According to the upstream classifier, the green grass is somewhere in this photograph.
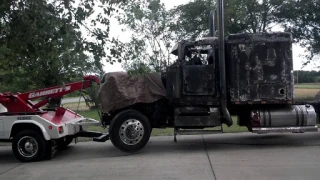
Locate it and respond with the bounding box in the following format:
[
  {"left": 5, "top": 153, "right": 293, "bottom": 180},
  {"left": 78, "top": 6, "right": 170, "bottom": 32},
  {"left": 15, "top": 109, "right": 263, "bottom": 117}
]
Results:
[
  {"left": 293, "top": 83, "right": 320, "bottom": 101},
  {"left": 75, "top": 109, "right": 100, "bottom": 120},
  {"left": 295, "top": 83, "right": 320, "bottom": 89},
  {"left": 62, "top": 102, "right": 89, "bottom": 111},
  {"left": 76, "top": 110, "right": 248, "bottom": 136},
  {"left": 151, "top": 128, "right": 174, "bottom": 136},
  {"left": 64, "top": 91, "right": 83, "bottom": 98},
  {"left": 294, "top": 88, "right": 319, "bottom": 101},
  {"left": 74, "top": 110, "right": 105, "bottom": 132},
  {"left": 221, "top": 118, "right": 248, "bottom": 133},
  {"left": 150, "top": 118, "right": 248, "bottom": 136}
]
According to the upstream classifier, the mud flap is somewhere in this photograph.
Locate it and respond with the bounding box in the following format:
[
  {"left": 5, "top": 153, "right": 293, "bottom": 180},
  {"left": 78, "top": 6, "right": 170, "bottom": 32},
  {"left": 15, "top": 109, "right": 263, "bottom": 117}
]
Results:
[{"left": 45, "top": 140, "right": 58, "bottom": 160}]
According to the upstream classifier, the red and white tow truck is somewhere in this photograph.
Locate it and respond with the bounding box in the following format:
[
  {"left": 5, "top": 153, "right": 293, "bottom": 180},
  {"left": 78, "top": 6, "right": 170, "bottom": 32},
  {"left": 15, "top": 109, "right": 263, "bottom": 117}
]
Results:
[{"left": 0, "top": 75, "right": 108, "bottom": 162}]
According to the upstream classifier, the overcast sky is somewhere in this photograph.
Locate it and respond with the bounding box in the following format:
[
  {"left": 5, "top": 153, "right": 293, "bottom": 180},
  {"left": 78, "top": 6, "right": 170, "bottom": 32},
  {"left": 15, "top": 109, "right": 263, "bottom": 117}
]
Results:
[{"left": 103, "top": 0, "right": 313, "bottom": 73}]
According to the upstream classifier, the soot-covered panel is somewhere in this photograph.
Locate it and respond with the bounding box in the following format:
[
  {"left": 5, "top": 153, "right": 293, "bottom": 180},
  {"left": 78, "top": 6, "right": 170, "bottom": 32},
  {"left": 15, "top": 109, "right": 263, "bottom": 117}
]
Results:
[
  {"left": 182, "top": 65, "right": 216, "bottom": 95},
  {"left": 226, "top": 33, "right": 294, "bottom": 103}
]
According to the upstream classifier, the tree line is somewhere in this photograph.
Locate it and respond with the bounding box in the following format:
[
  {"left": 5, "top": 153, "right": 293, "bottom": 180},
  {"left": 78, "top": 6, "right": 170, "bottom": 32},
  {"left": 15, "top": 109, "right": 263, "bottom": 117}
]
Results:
[{"left": 294, "top": 70, "right": 320, "bottom": 84}]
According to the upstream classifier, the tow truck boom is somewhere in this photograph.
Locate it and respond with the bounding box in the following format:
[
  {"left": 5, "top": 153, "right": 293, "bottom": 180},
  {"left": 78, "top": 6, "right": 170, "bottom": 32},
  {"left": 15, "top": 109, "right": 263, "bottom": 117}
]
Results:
[{"left": 0, "top": 75, "right": 100, "bottom": 113}]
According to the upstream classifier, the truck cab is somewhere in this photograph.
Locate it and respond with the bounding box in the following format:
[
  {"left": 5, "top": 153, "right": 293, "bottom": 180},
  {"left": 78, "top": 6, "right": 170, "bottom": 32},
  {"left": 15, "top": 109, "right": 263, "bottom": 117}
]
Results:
[{"left": 100, "top": 10, "right": 319, "bottom": 153}]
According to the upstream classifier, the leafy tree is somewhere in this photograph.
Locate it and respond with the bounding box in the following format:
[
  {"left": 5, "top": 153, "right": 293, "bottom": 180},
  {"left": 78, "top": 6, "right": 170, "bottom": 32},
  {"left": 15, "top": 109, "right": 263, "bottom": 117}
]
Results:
[
  {"left": 314, "top": 76, "right": 320, "bottom": 83},
  {"left": 275, "top": 0, "right": 320, "bottom": 62},
  {"left": 111, "top": 0, "right": 174, "bottom": 73},
  {"left": 294, "top": 70, "right": 320, "bottom": 83},
  {"left": 0, "top": 0, "right": 120, "bottom": 93},
  {"left": 168, "top": 0, "right": 215, "bottom": 40},
  {"left": 170, "top": 0, "right": 283, "bottom": 40},
  {"left": 126, "top": 62, "right": 152, "bottom": 76}
]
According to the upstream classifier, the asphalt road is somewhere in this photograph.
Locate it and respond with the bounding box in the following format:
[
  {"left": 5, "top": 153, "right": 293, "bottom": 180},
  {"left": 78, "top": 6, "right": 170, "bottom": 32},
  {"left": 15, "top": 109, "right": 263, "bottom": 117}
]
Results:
[{"left": 1, "top": 132, "right": 320, "bottom": 180}]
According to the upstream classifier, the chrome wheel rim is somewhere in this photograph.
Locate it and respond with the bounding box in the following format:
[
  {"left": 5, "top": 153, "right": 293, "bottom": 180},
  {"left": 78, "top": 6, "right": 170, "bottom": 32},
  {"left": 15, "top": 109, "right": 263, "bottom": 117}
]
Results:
[
  {"left": 119, "top": 119, "right": 144, "bottom": 145},
  {"left": 17, "top": 136, "right": 38, "bottom": 158}
]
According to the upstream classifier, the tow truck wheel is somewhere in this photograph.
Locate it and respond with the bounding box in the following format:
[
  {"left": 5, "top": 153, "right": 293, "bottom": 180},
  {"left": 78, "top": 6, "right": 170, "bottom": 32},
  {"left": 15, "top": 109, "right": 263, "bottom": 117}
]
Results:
[
  {"left": 12, "top": 130, "right": 47, "bottom": 162},
  {"left": 109, "top": 110, "right": 151, "bottom": 153}
]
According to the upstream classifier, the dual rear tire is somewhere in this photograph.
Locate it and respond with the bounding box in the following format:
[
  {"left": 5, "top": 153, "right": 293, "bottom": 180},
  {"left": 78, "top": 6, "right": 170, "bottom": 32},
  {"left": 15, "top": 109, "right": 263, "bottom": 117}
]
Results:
[
  {"left": 12, "top": 131, "right": 73, "bottom": 162},
  {"left": 12, "top": 130, "right": 47, "bottom": 162}
]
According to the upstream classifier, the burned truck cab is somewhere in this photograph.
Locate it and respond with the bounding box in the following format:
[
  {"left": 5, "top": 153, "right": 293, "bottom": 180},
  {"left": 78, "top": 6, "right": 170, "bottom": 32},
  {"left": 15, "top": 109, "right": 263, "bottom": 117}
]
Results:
[
  {"left": 167, "top": 37, "right": 220, "bottom": 104},
  {"left": 166, "top": 37, "right": 224, "bottom": 130},
  {"left": 166, "top": 32, "right": 318, "bottom": 134}
]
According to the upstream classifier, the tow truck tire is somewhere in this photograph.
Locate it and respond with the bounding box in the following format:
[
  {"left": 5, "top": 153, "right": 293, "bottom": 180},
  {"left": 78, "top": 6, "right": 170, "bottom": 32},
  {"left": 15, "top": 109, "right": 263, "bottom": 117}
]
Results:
[
  {"left": 109, "top": 110, "right": 151, "bottom": 153},
  {"left": 57, "top": 136, "right": 73, "bottom": 150},
  {"left": 12, "top": 130, "right": 47, "bottom": 162}
]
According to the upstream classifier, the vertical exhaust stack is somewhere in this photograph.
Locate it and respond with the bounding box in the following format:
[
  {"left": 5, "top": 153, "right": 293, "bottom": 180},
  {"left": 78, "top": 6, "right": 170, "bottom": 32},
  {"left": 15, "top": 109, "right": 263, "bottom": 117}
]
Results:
[{"left": 217, "top": 0, "right": 233, "bottom": 126}]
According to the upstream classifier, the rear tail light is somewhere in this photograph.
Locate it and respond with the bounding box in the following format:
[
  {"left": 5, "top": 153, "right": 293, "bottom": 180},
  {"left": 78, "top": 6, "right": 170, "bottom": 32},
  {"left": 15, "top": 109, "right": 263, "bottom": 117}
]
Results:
[{"left": 58, "top": 126, "right": 64, "bottom": 134}]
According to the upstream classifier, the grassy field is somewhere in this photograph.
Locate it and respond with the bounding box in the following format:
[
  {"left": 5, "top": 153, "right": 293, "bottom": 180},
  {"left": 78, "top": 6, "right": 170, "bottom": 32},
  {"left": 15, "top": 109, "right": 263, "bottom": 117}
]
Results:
[
  {"left": 65, "top": 83, "right": 319, "bottom": 136},
  {"left": 295, "top": 83, "right": 320, "bottom": 89},
  {"left": 62, "top": 102, "right": 89, "bottom": 111},
  {"left": 294, "top": 88, "right": 319, "bottom": 101},
  {"left": 294, "top": 83, "right": 320, "bottom": 101}
]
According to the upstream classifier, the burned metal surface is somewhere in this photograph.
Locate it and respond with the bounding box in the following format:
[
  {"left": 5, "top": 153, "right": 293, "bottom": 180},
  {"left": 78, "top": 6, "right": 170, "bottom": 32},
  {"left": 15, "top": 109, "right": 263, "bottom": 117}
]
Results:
[
  {"left": 166, "top": 66, "right": 181, "bottom": 99},
  {"left": 182, "top": 65, "right": 216, "bottom": 95},
  {"left": 176, "top": 38, "right": 219, "bottom": 66},
  {"left": 174, "top": 107, "right": 221, "bottom": 127},
  {"left": 226, "top": 33, "right": 294, "bottom": 104},
  {"left": 259, "top": 83, "right": 286, "bottom": 99},
  {"left": 166, "top": 65, "right": 220, "bottom": 106},
  {"left": 167, "top": 37, "right": 220, "bottom": 106},
  {"left": 177, "top": 96, "right": 220, "bottom": 106}
]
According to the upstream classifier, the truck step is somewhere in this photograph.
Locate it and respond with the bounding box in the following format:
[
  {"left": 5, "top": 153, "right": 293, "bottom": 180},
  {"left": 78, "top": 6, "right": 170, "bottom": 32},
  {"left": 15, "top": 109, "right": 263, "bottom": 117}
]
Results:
[
  {"left": 175, "top": 129, "right": 223, "bottom": 135},
  {"left": 174, "top": 128, "right": 223, "bottom": 143},
  {"left": 93, "top": 133, "right": 110, "bottom": 142}
]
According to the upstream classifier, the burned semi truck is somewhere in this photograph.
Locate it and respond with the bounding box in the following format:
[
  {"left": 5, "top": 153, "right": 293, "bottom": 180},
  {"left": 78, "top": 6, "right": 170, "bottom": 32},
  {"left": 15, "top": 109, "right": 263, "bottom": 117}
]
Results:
[{"left": 98, "top": 0, "right": 319, "bottom": 153}]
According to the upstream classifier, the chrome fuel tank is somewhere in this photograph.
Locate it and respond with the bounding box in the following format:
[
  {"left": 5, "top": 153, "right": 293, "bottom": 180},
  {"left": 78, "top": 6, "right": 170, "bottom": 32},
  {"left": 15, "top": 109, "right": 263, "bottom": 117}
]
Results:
[{"left": 251, "top": 105, "right": 317, "bottom": 127}]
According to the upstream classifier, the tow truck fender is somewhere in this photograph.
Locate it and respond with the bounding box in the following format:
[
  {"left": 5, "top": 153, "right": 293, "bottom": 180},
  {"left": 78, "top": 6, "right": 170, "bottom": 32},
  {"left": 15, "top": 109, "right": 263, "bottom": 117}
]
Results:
[{"left": 11, "top": 121, "right": 51, "bottom": 141}]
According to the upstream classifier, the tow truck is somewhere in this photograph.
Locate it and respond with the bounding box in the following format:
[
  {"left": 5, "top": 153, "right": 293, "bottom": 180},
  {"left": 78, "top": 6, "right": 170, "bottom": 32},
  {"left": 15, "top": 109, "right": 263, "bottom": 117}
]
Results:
[{"left": 0, "top": 75, "right": 108, "bottom": 162}]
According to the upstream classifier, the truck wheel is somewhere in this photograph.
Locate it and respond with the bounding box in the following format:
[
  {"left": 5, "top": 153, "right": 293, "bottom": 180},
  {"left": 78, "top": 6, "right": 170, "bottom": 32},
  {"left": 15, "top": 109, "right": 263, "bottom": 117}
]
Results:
[
  {"left": 109, "top": 110, "right": 151, "bottom": 153},
  {"left": 12, "top": 130, "right": 47, "bottom": 162},
  {"left": 57, "top": 136, "right": 73, "bottom": 150}
]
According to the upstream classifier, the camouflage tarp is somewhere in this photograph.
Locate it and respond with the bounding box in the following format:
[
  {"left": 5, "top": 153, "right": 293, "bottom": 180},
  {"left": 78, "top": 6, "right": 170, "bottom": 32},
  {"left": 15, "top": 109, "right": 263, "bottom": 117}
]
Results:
[{"left": 98, "top": 72, "right": 166, "bottom": 112}]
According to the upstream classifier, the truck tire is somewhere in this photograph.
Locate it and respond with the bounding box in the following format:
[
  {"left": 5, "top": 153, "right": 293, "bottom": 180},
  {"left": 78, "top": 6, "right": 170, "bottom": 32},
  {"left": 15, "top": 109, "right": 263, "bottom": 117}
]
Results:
[
  {"left": 109, "top": 110, "right": 151, "bottom": 153},
  {"left": 12, "top": 130, "right": 47, "bottom": 162}
]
